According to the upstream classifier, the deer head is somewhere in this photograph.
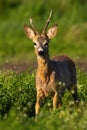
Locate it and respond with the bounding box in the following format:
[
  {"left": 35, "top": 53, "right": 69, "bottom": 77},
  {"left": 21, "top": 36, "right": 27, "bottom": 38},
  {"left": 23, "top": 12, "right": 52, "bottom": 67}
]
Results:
[{"left": 24, "top": 10, "right": 58, "bottom": 59}]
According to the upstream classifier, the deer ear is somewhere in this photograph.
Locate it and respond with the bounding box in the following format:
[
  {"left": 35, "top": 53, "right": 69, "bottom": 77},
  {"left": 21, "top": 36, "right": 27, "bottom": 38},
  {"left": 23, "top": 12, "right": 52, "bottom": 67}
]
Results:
[
  {"left": 47, "top": 24, "right": 58, "bottom": 39},
  {"left": 24, "top": 24, "right": 36, "bottom": 40}
]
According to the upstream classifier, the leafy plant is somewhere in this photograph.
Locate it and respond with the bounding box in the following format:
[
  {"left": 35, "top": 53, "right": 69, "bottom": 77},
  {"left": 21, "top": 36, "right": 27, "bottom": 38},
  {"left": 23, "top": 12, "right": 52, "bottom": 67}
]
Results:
[{"left": 0, "top": 70, "right": 36, "bottom": 117}]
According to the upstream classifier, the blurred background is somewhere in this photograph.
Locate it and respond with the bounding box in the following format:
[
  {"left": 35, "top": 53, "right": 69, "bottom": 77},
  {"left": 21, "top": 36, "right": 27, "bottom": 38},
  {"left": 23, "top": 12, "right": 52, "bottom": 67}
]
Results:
[{"left": 0, "top": 0, "right": 87, "bottom": 71}]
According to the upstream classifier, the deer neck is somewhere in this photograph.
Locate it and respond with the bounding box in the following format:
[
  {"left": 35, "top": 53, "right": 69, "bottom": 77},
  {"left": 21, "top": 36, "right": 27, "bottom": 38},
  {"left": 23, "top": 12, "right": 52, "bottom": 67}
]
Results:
[
  {"left": 37, "top": 56, "right": 51, "bottom": 82},
  {"left": 37, "top": 55, "right": 51, "bottom": 71}
]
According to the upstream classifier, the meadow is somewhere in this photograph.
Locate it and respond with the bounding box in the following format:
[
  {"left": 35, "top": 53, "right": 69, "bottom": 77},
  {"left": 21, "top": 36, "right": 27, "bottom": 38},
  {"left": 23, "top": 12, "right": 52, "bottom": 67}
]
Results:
[{"left": 0, "top": 0, "right": 87, "bottom": 130}]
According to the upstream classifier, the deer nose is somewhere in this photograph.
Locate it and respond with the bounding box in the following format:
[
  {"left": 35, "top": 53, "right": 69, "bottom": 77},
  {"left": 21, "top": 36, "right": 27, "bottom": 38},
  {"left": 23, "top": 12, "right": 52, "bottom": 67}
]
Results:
[{"left": 38, "top": 50, "right": 44, "bottom": 56}]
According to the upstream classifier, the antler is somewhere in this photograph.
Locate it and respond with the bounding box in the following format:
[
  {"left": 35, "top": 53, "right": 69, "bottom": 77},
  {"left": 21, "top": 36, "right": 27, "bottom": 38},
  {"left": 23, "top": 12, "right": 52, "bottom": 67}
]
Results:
[
  {"left": 29, "top": 17, "right": 38, "bottom": 34},
  {"left": 42, "top": 10, "right": 53, "bottom": 34}
]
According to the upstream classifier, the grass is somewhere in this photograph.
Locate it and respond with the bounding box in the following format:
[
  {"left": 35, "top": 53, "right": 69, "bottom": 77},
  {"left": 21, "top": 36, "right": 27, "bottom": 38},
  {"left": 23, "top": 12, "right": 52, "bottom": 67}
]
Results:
[
  {"left": 0, "top": 0, "right": 87, "bottom": 62},
  {"left": 0, "top": 70, "right": 87, "bottom": 130}
]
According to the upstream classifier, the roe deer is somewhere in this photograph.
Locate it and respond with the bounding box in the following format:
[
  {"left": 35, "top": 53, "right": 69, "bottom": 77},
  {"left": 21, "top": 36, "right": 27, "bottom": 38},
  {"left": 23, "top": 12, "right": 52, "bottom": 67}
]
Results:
[{"left": 24, "top": 10, "right": 78, "bottom": 117}]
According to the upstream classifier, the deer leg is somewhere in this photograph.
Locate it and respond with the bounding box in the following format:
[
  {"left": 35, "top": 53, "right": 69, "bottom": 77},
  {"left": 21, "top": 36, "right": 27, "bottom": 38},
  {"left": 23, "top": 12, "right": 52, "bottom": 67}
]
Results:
[
  {"left": 72, "top": 85, "right": 78, "bottom": 107},
  {"left": 35, "top": 98, "right": 41, "bottom": 117},
  {"left": 35, "top": 89, "right": 44, "bottom": 117},
  {"left": 69, "top": 85, "right": 78, "bottom": 107},
  {"left": 53, "top": 92, "right": 62, "bottom": 110}
]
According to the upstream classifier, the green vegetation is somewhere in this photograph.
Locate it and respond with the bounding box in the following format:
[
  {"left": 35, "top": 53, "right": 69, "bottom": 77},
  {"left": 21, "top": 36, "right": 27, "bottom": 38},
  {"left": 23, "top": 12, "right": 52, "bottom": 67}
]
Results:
[
  {"left": 0, "top": 70, "right": 87, "bottom": 130},
  {"left": 0, "top": 71, "right": 36, "bottom": 117},
  {"left": 0, "top": 0, "right": 87, "bottom": 62},
  {"left": 0, "top": 0, "right": 87, "bottom": 130}
]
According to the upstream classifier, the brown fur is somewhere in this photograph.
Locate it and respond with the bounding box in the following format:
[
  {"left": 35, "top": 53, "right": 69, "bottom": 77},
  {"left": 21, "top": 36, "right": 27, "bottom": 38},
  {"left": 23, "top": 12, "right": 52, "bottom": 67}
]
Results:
[
  {"left": 24, "top": 19, "right": 78, "bottom": 117},
  {"left": 35, "top": 55, "right": 78, "bottom": 115}
]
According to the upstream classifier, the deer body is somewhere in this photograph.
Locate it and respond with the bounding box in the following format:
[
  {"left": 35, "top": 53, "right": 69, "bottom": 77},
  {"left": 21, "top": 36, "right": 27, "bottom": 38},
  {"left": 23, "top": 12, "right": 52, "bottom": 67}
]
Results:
[
  {"left": 24, "top": 11, "right": 78, "bottom": 117},
  {"left": 36, "top": 56, "right": 76, "bottom": 97},
  {"left": 35, "top": 55, "right": 77, "bottom": 115}
]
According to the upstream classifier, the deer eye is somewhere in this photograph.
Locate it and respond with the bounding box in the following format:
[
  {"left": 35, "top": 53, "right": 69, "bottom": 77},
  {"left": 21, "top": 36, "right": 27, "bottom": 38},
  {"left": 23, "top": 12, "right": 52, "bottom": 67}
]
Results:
[
  {"left": 34, "top": 43, "right": 37, "bottom": 46},
  {"left": 44, "top": 42, "right": 48, "bottom": 47}
]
